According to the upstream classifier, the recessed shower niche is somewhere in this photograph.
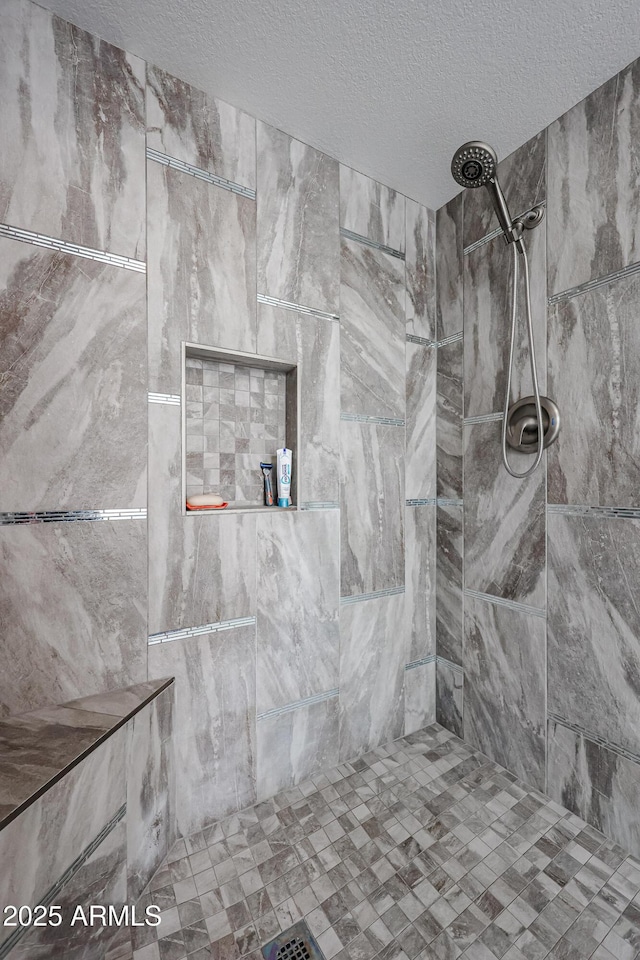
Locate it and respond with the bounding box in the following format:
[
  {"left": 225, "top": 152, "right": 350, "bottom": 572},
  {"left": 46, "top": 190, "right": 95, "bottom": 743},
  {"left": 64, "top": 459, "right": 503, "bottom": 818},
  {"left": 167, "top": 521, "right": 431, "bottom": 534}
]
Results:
[{"left": 182, "top": 343, "right": 298, "bottom": 513}]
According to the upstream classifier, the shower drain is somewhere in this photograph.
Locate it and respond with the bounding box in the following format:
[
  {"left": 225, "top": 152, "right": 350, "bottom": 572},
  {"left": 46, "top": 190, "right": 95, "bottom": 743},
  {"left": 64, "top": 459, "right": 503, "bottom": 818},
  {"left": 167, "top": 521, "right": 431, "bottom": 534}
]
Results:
[{"left": 261, "top": 920, "right": 325, "bottom": 960}]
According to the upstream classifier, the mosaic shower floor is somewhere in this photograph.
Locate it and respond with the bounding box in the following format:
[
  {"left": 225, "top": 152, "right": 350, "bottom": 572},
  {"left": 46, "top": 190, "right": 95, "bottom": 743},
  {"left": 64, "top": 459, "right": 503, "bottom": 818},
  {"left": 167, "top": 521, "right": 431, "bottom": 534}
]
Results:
[{"left": 113, "top": 724, "right": 640, "bottom": 960}]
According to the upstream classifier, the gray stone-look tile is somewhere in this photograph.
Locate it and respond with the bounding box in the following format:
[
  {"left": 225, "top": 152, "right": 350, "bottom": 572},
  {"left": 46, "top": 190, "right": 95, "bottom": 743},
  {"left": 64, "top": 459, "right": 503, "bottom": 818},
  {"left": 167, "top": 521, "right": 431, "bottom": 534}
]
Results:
[
  {"left": 0, "top": 0, "right": 145, "bottom": 257},
  {"left": 340, "top": 237, "right": 405, "bottom": 419},
  {"left": 436, "top": 504, "right": 463, "bottom": 667},
  {"left": 339, "top": 593, "right": 406, "bottom": 759},
  {"left": 548, "top": 58, "right": 640, "bottom": 296},
  {"left": 406, "top": 199, "right": 436, "bottom": 341},
  {"left": 405, "top": 505, "right": 436, "bottom": 663},
  {"left": 548, "top": 720, "right": 640, "bottom": 859},
  {"left": 436, "top": 194, "right": 463, "bottom": 339},
  {"left": 406, "top": 342, "right": 436, "bottom": 500},
  {"left": 463, "top": 132, "right": 546, "bottom": 248},
  {"left": 147, "top": 160, "right": 256, "bottom": 394},
  {"left": 257, "top": 123, "right": 339, "bottom": 313},
  {"left": 257, "top": 304, "right": 340, "bottom": 505},
  {"left": 464, "top": 595, "right": 546, "bottom": 790},
  {"left": 256, "top": 510, "right": 339, "bottom": 712},
  {"left": 464, "top": 222, "right": 546, "bottom": 419},
  {"left": 405, "top": 661, "right": 436, "bottom": 735},
  {"left": 146, "top": 65, "right": 256, "bottom": 188},
  {"left": 436, "top": 661, "right": 463, "bottom": 738},
  {"left": 148, "top": 626, "right": 257, "bottom": 836},
  {"left": 340, "top": 166, "right": 405, "bottom": 252},
  {"left": 464, "top": 420, "right": 546, "bottom": 608},
  {"left": 0, "top": 520, "right": 146, "bottom": 717},
  {"left": 148, "top": 403, "right": 257, "bottom": 633},
  {"left": 257, "top": 696, "right": 340, "bottom": 800},
  {"left": 437, "top": 338, "right": 463, "bottom": 500},
  {"left": 548, "top": 513, "right": 640, "bottom": 757},
  {"left": 340, "top": 420, "right": 404, "bottom": 597},
  {"left": 0, "top": 239, "right": 146, "bottom": 511},
  {"left": 548, "top": 273, "right": 640, "bottom": 508}
]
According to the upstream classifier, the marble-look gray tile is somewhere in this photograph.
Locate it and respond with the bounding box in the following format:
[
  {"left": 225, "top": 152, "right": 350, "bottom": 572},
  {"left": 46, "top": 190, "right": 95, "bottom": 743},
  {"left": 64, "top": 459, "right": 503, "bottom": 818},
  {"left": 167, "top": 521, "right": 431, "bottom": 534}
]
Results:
[
  {"left": 463, "top": 132, "right": 546, "bottom": 248},
  {"left": 405, "top": 505, "right": 436, "bottom": 663},
  {"left": 0, "top": 520, "right": 146, "bottom": 718},
  {"left": 436, "top": 660, "right": 463, "bottom": 739},
  {"left": 0, "top": 239, "right": 146, "bottom": 511},
  {"left": 406, "top": 342, "right": 436, "bottom": 499},
  {"left": 436, "top": 338, "right": 463, "bottom": 501},
  {"left": 406, "top": 199, "right": 436, "bottom": 341},
  {"left": 126, "top": 690, "right": 175, "bottom": 901},
  {"left": 256, "top": 696, "right": 339, "bottom": 800},
  {"left": 548, "top": 273, "right": 640, "bottom": 508},
  {"left": 548, "top": 720, "right": 640, "bottom": 860},
  {"left": 548, "top": 513, "right": 640, "bottom": 756},
  {"left": 148, "top": 403, "right": 256, "bottom": 633},
  {"left": 436, "top": 194, "right": 463, "bottom": 340},
  {"left": 436, "top": 503, "right": 463, "bottom": 666},
  {"left": 464, "top": 419, "right": 546, "bottom": 607},
  {"left": 464, "top": 222, "right": 546, "bottom": 419},
  {"left": 404, "top": 661, "right": 436, "bottom": 736},
  {"left": 147, "top": 160, "right": 256, "bottom": 394},
  {"left": 257, "top": 123, "right": 339, "bottom": 313},
  {"left": 148, "top": 625, "right": 256, "bottom": 836},
  {"left": 339, "top": 166, "right": 405, "bottom": 251},
  {"left": 340, "top": 237, "right": 405, "bottom": 419},
  {"left": 464, "top": 595, "right": 546, "bottom": 790},
  {"left": 340, "top": 420, "right": 404, "bottom": 597},
  {"left": 339, "top": 593, "right": 406, "bottom": 760},
  {"left": 0, "top": 0, "right": 145, "bottom": 257},
  {"left": 548, "top": 58, "right": 640, "bottom": 296},
  {"left": 257, "top": 304, "right": 340, "bottom": 504},
  {"left": 256, "top": 510, "right": 339, "bottom": 712},
  {"left": 146, "top": 65, "right": 256, "bottom": 188}
]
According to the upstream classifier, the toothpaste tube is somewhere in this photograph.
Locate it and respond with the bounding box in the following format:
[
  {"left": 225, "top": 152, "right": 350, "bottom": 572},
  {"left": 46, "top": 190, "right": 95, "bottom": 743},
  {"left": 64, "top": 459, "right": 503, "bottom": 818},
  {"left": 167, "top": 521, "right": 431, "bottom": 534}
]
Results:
[
  {"left": 260, "top": 462, "right": 274, "bottom": 506},
  {"left": 276, "top": 448, "right": 292, "bottom": 507}
]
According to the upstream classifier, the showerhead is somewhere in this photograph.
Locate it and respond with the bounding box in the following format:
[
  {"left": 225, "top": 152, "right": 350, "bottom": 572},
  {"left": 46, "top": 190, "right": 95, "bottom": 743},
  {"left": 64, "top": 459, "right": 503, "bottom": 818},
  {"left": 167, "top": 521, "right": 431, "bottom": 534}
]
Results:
[{"left": 451, "top": 141, "right": 498, "bottom": 188}]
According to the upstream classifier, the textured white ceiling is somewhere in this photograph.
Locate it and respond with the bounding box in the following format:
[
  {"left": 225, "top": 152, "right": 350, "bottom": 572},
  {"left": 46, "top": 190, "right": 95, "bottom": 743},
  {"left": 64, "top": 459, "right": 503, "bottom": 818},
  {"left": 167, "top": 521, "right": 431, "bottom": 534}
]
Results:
[{"left": 35, "top": 0, "right": 640, "bottom": 209}]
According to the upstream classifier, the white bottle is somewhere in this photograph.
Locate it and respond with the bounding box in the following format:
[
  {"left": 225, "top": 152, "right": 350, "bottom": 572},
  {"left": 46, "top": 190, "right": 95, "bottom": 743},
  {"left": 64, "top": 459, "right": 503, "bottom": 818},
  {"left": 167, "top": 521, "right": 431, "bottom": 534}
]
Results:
[{"left": 276, "top": 448, "right": 292, "bottom": 507}]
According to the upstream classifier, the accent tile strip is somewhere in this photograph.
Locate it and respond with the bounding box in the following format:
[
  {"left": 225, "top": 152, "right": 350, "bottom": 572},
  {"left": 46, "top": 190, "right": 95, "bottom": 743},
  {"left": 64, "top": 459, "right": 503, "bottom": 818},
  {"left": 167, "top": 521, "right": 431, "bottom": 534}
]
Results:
[
  {"left": 436, "top": 498, "right": 463, "bottom": 507},
  {"left": 340, "top": 227, "right": 405, "bottom": 260},
  {"left": 257, "top": 293, "right": 339, "bottom": 322},
  {"left": 0, "top": 223, "right": 146, "bottom": 273},
  {"left": 407, "top": 498, "right": 437, "bottom": 506},
  {"left": 436, "top": 656, "right": 464, "bottom": 676},
  {"left": 547, "top": 503, "right": 640, "bottom": 519},
  {"left": 0, "top": 804, "right": 127, "bottom": 959},
  {"left": 548, "top": 259, "right": 640, "bottom": 304},
  {"left": 437, "top": 331, "right": 463, "bottom": 347},
  {"left": 147, "top": 147, "right": 256, "bottom": 200},
  {"left": 257, "top": 689, "right": 339, "bottom": 722},
  {"left": 548, "top": 713, "right": 640, "bottom": 767},
  {"left": 0, "top": 509, "right": 147, "bottom": 525},
  {"left": 464, "top": 412, "right": 504, "bottom": 424},
  {"left": 340, "top": 586, "right": 405, "bottom": 605},
  {"left": 300, "top": 501, "right": 340, "bottom": 510},
  {"left": 464, "top": 588, "right": 546, "bottom": 619},
  {"left": 406, "top": 334, "right": 436, "bottom": 347},
  {"left": 340, "top": 413, "right": 405, "bottom": 426},
  {"left": 148, "top": 616, "right": 256, "bottom": 645},
  {"left": 405, "top": 655, "right": 436, "bottom": 670},
  {"left": 463, "top": 201, "right": 547, "bottom": 256},
  {"left": 148, "top": 392, "right": 181, "bottom": 405}
]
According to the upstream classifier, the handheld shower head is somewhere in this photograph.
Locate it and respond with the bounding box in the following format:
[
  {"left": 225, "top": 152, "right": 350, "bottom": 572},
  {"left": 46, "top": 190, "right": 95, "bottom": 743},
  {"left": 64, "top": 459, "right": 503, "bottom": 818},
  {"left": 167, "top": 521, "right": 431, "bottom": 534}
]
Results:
[{"left": 450, "top": 141, "right": 497, "bottom": 188}]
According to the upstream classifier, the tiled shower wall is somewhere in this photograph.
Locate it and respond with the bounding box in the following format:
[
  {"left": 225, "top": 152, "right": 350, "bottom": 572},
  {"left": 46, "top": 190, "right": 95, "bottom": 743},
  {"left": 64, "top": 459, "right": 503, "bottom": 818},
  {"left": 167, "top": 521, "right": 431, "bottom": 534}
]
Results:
[
  {"left": 434, "top": 56, "right": 640, "bottom": 857},
  {"left": 0, "top": 0, "right": 437, "bottom": 840}
]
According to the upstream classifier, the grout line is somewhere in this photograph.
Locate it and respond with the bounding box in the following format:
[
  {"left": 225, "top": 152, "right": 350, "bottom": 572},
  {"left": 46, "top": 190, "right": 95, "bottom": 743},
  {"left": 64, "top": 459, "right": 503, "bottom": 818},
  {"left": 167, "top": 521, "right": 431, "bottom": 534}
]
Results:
[
  {"left": 0, "top": 223, "right": 146, "bottom": 273},
  {"left": 340, "top": 227, "right": 405, "bottom": 260},
  {"left": 146, "top": 147, "right": 256, "bottom": 199}
]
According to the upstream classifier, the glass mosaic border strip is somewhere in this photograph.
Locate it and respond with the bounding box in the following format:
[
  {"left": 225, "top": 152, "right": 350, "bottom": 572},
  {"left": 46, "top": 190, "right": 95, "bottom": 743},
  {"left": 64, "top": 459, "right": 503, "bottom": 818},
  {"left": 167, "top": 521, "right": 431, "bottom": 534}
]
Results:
[
  {"left": 340, "top": 586, "right": 405, "bottom": 605},
  {"left": 0, "top": 804, "right": 126, "bottom": 959},
  {"left": 436, "top": 655, "right": 464, "bottom": 676},
  {"left": 257, "top": 293, "right": 339, "bottom": 322},
  {"left": 405, "top": 655, "right": 436, "bottom": 670},
  {"left": 148, "top": 392, "right": 181, "bottom": 405},
  {"left": 0, "top": 509, "right": 146, "bottom": 525},
  {"left": 147, "top": 147, "right": 256, "bottom": 200},
  {"left": 406, "top": 498, "right": 437, "bottom": 507},
  {"left": 257, "top": 689, "right": 339, "bottom": 722},
  {"left": 548, "top": 258, "right": 640, "bottom": 305},
  {"left": 437, "top": 331, "right": 463, "bottom": 347},
  {"left": 464, "top": 588, "right": 546, "bottom": 619},
  {"left": 300, "top": 502, "right": 340, "bottom": 511},
  {"left": 547, "top": 503, "right": 640, "bottom": 520},
  {"left": 436, "top": 498, "right": 463, "bottom": 508},
  {"left": 0, "top": 223, "right": 146, "bottom": 273},
  {"left": 340, "top": 413, "right": 405, "bottom": 426},
  {"left": 548, "top": 713, "right": 640, "bottom": 767},
  {"left": 148, "top": 615, "right": 256, "bottom": 645},
  {"left": 340, "top": 227, "right": 405, "bottom": 261},
  {"left": 406, "top": 334, "right": 436, "bottom": 347},
  {"left": 464, "top": 412, "right": 504, "bottom": 424}
]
